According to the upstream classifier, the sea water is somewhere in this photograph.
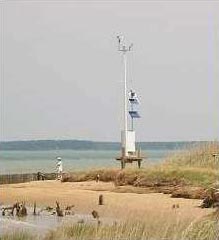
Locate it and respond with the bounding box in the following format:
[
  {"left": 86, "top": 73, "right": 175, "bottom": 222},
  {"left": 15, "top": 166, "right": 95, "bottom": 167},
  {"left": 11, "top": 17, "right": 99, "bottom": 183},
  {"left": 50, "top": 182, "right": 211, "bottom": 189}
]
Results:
[
  {"left": 0, "top": 148, "right": 181, "bottom": 174},
  {"left": 0, "top": 206, "right": 115, "bottom": 236}
]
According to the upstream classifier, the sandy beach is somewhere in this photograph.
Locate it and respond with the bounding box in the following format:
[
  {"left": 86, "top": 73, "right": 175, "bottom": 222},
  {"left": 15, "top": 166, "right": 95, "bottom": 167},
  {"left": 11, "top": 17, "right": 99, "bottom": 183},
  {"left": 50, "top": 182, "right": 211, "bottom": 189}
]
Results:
[{"left": 0, "top": 180, "right": 213, "bottom": 223}]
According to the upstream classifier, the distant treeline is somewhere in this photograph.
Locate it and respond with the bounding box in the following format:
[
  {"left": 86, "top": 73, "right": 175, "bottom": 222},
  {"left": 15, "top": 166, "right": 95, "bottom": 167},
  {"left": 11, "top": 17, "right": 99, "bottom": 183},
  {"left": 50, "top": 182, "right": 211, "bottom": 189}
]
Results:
[{"left": 0, "top": 140, "right": 204, "bottom": 151}]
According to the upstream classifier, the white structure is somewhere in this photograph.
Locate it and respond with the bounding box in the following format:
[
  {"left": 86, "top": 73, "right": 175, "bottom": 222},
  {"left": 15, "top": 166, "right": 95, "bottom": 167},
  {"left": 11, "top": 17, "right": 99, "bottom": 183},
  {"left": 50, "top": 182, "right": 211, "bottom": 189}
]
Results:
[{"left": 117, "top": 36, "right": 141, "bottom": 163}]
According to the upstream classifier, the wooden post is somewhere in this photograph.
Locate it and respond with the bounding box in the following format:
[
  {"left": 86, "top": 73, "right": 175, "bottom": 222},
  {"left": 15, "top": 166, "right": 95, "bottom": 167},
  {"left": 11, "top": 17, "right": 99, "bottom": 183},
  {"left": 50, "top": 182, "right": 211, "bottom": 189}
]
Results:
[
  {"left": 137, "top": 160, "right": 141, "bottom": 168},
  {"left": 98, "top": 195, "right": 103, "bottom": 205},
  {"left": 33, "top": 202, "right": 36, "bottom": 215},
  {"left": 121, "top": 159, "right": 126, "bottom": 169}
]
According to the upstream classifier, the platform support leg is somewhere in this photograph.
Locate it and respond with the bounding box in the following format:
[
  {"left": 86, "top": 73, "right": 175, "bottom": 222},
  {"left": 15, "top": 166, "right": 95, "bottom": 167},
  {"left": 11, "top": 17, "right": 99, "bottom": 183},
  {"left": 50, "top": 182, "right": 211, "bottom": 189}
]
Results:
[
  {"left": 137, "top": 160, "right": 141, "bottom": 168},
  {"left": 121, "top": 159, "right": 126, "bottom": 169}
]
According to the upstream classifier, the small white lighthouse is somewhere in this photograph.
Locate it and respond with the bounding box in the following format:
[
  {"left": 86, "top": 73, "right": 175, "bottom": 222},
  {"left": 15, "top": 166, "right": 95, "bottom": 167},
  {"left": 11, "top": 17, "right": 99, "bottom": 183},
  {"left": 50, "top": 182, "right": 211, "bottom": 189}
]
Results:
[{"left": 116, "top": 36, "right": 143, "bottom": 169}]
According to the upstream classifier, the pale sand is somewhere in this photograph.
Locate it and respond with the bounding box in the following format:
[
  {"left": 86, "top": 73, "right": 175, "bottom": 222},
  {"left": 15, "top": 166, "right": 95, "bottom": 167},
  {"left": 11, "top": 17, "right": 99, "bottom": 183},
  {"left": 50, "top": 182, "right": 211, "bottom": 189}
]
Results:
[{"left": 0, "top": 180, "right": 213, "bottom": 222}]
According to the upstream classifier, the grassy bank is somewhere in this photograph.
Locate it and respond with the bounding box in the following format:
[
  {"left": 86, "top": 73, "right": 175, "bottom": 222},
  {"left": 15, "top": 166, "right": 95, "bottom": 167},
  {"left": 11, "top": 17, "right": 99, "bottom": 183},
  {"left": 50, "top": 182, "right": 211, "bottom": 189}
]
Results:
[
  {"left": 164, "top": 141, "right": 219, "bottom": 169},
  {"left": 62, "top": 166, "right": 217, "bottom": 199},
  {"left": 2, "top": 212, "right": 217, "bottom": 240},
  {"left": 62, "top": 142, "right": 219, "bottom": 199},
  {"left": 64, "top": 166, "right": 217, "bottom": 187}
]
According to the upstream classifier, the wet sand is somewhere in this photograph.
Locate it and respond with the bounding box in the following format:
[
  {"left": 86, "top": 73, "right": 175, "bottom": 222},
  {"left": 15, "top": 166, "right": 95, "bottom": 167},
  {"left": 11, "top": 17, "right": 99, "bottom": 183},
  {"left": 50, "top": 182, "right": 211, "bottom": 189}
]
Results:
[{"left": 0, "top": 180, "right": 213, "bottom": 222}]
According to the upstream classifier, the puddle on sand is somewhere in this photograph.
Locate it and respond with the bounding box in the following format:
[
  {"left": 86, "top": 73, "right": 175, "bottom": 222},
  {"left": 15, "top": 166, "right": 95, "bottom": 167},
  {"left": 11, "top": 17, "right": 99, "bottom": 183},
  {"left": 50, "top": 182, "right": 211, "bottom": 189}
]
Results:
[{"left": 0, "top": 206, "right": 117, "bottom": 236}]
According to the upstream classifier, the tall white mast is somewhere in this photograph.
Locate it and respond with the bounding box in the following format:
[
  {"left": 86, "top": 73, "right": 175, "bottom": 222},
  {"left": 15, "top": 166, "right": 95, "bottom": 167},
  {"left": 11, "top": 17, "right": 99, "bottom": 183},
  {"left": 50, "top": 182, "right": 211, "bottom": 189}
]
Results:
[
  {"left": 117, "top": 36, "right": 133, "bottom": 156},
  {"left": 123, "top": 50, "right": 128, "bottom": 135}
]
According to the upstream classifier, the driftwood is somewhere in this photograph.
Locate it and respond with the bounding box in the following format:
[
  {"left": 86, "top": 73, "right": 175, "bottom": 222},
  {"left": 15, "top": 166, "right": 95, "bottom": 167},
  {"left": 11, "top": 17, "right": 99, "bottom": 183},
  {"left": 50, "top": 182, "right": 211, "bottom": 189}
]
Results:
[
  {"left": 33, "top": 202, "right": 37, "bottom": 215},
  {"left": 2, "top": 206, "right": 14, "bottom": 216},
  {"left": 201, "top": 188, "right": 219, "bottom": 208},
  {"left": 98, "top": 195, "right": 104, "bottom": 205},
  {"left": 2, "top": 201, "right": 74, "bottom": 218},
  {"left": 56, "top": 201, "right": 64, "bottom": 217},
  {"left": 2, "top": 202, "right": 27, "bottom": 217},
  {"left": 45, "top": 206, "right": 54, "bottom": 212},
  {"left": 20, "top": 205, "right": 27, "bottom": 217},
  {"left": 32, "top": 202, "right": 74, "bottom": 216},
  {"left": 65, "top": 205, "right": 75, "bottom": 216},
  {"left": 91, "top": 210, "right": 101, "bottom": 226},
  {"left": 65, "top": 205, "right": 75, "bottom": 211},
  {"left": 91, "top": 210, "right": 99, "bottom": 219},
  {"left": 172, "top": 204, "right": 179, "bottom": 209}
]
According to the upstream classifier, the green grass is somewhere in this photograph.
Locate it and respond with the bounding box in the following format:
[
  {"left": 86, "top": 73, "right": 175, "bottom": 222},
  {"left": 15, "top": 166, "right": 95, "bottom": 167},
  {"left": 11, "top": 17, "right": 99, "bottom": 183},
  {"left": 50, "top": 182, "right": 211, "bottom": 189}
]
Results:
[
  {"left": 0, "top": 232, "right": 35, "bottom": 240},
  {"left": 62, "top": 142, "right": 219, "bottom": 199},
  {"left": 1, "top": 213, "right": 218, "bottom": 240},
  {"left": 63, "top": 166, "right": 217, "bottom": 189},
  {"left": 165, "top": 141, "right": 219, "bottom": 169},
  {"left": 44, "top": 214, "right": 219, "bottom": 240}
]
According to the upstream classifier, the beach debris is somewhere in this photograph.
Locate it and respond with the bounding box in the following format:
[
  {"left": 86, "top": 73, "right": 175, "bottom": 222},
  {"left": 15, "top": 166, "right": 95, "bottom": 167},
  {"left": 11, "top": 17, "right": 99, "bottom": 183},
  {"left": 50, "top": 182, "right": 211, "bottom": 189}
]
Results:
[
  {"left": 97, "top": 220, "right": 101, "bottom": 226},
  {"left": 12, "top": 202, "right": 27, "bottom": 217},
  {"left": 38, "top": 205, "right": 54, "bottom": 215},
  {"left": 33, "top": 202, "right": 37, "bottom": 215},
  {"left": 91, "top": 210, "right": 101, "bottom": 226},
  {"left": 78, "top": 219, "right": 85, "bottom": 224},
  {"left": 171, "top": 186, "right": 205, "bottom": 199},
  {"left": 45, "top": 206, "right": 54, "bottom": 212},
  {"left": 172, "top": 204, "right": 180, "bottom": 209},
  {"left": 20, "top": 203, "right": 27, "bottom": 217},
  {"left": 56, "top": 201, "right": 64, "bottom": 217},
  {"left": 37, "top": 172, "right": 45, "bottom": 181},
  {"left": 1, "top": 206, "right": 14, "bottom": 216},
  {"left": 32, "top": 203, "right": 74, "bottom": 216},
  {"left": 65, "top": 205, "right": 75, "bottom": 211},
  {"left": 98, "top": 194, "right": 104, "bottom": 205},
  {"left": 65, "top": 205, "right": 75, "bottom": 216},
  {"left": 91, "top": 210, "right": 99, "bottom": 219},
  {"left": 2, "top": 202, "right": 28, "bottom": 217},
  {"left": 201, "top": 188, "right": 219, "bottom": 208}
]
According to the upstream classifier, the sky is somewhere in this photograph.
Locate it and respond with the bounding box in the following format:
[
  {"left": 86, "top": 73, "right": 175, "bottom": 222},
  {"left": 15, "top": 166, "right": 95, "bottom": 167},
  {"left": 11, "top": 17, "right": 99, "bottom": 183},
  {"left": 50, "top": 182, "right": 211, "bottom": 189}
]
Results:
[{"left": 0, "top": 1, "right": 219, "bottom": 142}]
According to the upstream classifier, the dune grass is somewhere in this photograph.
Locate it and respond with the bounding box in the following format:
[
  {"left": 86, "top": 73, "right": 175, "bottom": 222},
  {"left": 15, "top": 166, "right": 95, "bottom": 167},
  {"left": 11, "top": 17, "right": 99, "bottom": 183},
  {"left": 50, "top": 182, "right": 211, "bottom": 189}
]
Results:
[
  {"left": 1, "top": 211, "right": 218, "bottom": 240},
  {"left": 0, "top": 232, "right": 35, "bottom": 240},
  {"left": 164, "top": 141, "right": 219, "bottom": 169},
  {"left": 44, "top": 211, "right": 219, "bottom": 240},
  {"left": 63, "top": 165, "right": 218, "bottom": 189}
]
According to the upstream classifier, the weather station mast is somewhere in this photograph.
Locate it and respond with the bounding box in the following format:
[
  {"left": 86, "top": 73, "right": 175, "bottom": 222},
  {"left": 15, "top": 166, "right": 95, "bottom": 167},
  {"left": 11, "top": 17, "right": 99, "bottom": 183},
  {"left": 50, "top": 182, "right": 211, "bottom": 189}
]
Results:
[{"left": 116, "top": 35, "right": 143, "bottom": 169}]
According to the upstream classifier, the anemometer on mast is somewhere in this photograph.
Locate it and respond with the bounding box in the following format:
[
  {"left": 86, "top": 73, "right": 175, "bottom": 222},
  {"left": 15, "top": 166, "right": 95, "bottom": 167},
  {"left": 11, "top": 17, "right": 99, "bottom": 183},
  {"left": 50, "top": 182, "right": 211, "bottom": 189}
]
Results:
[{"left": 115, "top": 35, "right": 142, "bottom": 169}]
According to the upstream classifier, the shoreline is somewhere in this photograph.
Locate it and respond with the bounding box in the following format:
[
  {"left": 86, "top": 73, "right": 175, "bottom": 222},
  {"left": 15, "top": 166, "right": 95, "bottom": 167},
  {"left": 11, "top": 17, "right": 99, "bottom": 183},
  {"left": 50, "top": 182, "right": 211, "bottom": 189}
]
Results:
[{"left": 0, "top": 180, "right": 213, "bottom": 222}]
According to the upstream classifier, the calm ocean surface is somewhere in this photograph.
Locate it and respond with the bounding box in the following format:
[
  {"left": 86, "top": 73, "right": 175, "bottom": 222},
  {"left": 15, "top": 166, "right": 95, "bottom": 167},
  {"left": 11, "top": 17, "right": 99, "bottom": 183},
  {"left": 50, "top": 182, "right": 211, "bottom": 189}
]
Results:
[{"left": 0, "top": 148, "right": 183, "bottom": 174}]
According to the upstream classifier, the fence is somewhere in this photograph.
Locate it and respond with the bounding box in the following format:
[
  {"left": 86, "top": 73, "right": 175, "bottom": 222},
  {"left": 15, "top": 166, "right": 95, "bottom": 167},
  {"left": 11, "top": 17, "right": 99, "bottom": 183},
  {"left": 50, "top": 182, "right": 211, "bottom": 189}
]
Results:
[{"left": 0, "top": 173, "right": 56, "bottom": 184}]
